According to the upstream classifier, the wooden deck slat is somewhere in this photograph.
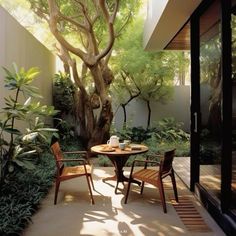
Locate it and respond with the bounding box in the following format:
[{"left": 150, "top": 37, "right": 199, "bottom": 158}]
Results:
[{"left": 171, "top": 196, "right": 212, "bottom": 232}]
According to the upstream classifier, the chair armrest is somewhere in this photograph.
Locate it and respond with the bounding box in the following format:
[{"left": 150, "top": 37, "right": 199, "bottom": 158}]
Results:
[
  {"left": 63, "top": 151, "right": 87, "bottom": 154},
  {"left": 132, "top": 160, "right": 160, "bottom": 165},
  {"left": 63, "top": 151, "right": 91, "bottom": 164},
  {"left": 146, "top": 153, "right": 162, "bottom": 158},
  {"left": 59, "top": 158, "right": 86, "bottom": 162},
  {"left": 57, "top": 159, "right": 88, "bottom": 165}
]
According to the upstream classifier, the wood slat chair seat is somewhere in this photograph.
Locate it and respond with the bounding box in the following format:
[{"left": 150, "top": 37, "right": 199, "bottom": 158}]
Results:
[
  {"left": 132, "top": 169, "right": 159, "bottom": 186},
  {"left": 124, "top": 149, "right": 178, "bottom": 213},
  {"left": 51, "top": 142, "right": 95, "bottom": 205},
  {"left": 60, "top": 165, "right": 92, "bottom": 179}
]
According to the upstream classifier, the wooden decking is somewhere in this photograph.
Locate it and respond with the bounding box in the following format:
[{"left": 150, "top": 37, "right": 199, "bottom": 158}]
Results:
[
  {"left": 173, "top": 157, "right": 191, "bottom": 188},
  {"left": 173, "top": 156, "right": 236, "bottom": 208}
]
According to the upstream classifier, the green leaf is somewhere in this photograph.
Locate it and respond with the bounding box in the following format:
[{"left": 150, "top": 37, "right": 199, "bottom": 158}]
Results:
[
  {"left": 22, "top": 132, "right": 39, "bottom": 142},
  {"left": 24, "top": 97, "right": 32, "bottom": 106},
  {"left": 17, "top": 150, "right": 37, "bottom": 158},
  {"left": 4, "top": 128, "right": 21, "bottom": 135},
  {"left": 36, "top": 128, "right": 58, "bottom": 132}
]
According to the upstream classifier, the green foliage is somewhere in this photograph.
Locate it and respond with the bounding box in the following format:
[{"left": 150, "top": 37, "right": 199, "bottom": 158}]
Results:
[
  {"left": 0, "top": 152, "right": 55, "bottom": 235},
  {"left": 144, "top": 137, "right": 190, "bottom": 157},
  {"left": 53, "top": 73, "right": 76, "bottom": 141},
  {"left": 98, "top": 155, "right": 112, "bottom": 167},
  {"left": 117, "top": 126, "right": 151, "bottom": 143},
  {"left": 199, "top": 128, "right": 221, "bottom": 164},
  {"left": 54, "top": 118, "right": 75, "bottom": 141},
  {"left": 116, "top": 118, "right": 189, "bottom": 144},
  {"left": 27, "top": 0, "right": 142, "bottom": 56},
  {"left": 152, "top": 118, "right": 190, "bottom": 142},
  {"left": 111, "top": 17, "right": 183, "bottom": 128},
  {"left": 53, "top": 72, "right": 75, "bottom": 114},
  {"left": 0, "top": 64, "right": 58, "bottom": 184}
]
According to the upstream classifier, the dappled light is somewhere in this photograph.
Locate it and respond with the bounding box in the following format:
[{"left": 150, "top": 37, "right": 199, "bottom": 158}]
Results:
[{"left": 22, "top": 167, "right": 224, "bottom": 236}]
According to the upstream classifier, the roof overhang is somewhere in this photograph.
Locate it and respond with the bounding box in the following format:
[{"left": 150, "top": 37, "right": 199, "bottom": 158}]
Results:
[{"left": 143, "top": 0, "right": 202, "bottom": 51}]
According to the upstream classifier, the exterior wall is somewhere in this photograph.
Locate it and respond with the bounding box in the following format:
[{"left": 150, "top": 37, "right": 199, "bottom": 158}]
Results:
[
  {"left": 143, "top": 0, "right": 202, "bottom": 51},
  {"left": 0, "top": 6, "right": 55, "bottom": 108},
  {"left": 113, "top": 85, "right": 190, "bottom": 132}
]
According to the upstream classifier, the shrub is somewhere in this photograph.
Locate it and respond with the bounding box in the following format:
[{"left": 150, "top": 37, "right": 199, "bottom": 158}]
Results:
[
  {"left": 0, "top": 64, "right": 58, "bottom": 184},
  {"left": 98, "top": 156, "right": 113, "bottom": 167},
  {"left": 53, "top": 72, "right": 76, "bottom": 140},
  {"left": 117, "top": 126, "right": 153, "bottom": 143},
  {"left": 0, "top": 152, "right": 55, "bottom": 235},
  {"left": 53, "top": 72, "right": 75, "bottom": 114},
  {"left": 116, "top": 118, "right": 189, "bottom": 144},
  {"left": 153, "top": 117, "right": 190, "bottom": 142}
]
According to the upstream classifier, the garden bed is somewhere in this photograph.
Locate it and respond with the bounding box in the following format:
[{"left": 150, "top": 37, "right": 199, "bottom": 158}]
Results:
[{"left": 0, "top": 152, "right": 55, "bottom": 236}]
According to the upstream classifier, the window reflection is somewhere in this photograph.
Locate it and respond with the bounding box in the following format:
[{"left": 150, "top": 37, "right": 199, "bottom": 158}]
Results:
[
  {"left": 231, "top": 10, "right": 236, "bottom": 209},
  {"left": 199, "top": 0, "right": 221, "bottom": 199}
]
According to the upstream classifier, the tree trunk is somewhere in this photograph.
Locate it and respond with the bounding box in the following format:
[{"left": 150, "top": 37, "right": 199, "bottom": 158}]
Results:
[
  {"left": 121, "top": 104, "right": 127, "bottom": 129},
  {"left": 75, "top": 64, "right": 114, "bottom": 149},
  {"left": 146, "top": 100, "right": 151, "bottom": 130},
  {"left": 179, "top": 52, "right": 186, "bottom": 85}
]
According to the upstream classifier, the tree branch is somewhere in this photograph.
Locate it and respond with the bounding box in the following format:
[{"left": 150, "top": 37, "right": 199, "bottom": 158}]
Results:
[
  {"left": 96, "top": 0, "right": 119, "bottom": 61},
  {"left": 47, "top": 0, "right": 87, "bottom": 61},
  {"left": 115, "top": 11, "right": 132, "bottom": 38},
  {"left": 58, "top": 12, "right": 87, "bottom": 32}
]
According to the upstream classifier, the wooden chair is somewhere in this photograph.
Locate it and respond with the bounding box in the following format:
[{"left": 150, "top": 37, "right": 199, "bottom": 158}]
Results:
[
  {"left": 124, "top": 149, "right": 178, "bottom": 213},
  {"left": 51, "top": 142, "right": 95, "bottom": 205}
]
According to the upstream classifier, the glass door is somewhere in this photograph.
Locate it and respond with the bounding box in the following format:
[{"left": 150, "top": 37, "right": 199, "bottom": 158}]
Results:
[
  {"left": 231, "top": 2, "right": 236, "bottom": 210},
  {"left": 199, "top": 0, "right": 222, "bottom": 201}
]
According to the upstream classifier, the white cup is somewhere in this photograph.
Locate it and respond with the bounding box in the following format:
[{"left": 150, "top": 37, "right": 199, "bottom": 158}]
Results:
[
  {"left": 124, "top": 140, "right": 131, "bottom": 147},
  {"left": 119, "top": 143, "right": 125, "bottom": 150}
]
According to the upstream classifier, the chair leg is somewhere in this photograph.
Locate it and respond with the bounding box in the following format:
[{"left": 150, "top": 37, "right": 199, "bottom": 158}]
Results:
[
  {"left": 115, "top": 181, "right": 119, "bottom": 194},
  {"left": 124, "top": 179, "right": 132, "bottom": 204},
  {"left": 171, "top": 170, "right": 178, "bottom": 202},
  {"left": 89, "top": 174, "right": 95, "bottom": 191},
  {"left": 85, "top": 175, "right": 95, "bottom": 204},
  {"left": 140, "top": 181, "right": 145, "bottom": 194},
  {"left": 158, "top": 179, "right": 167, "bottom": 213},
  {"left": 54, "top": 180, "right": 61, "bottom": 205}
]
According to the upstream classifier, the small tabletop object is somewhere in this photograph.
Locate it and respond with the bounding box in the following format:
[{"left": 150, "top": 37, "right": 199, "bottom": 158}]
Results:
[{"left": 91, "top": 144, "right": 148, "bottom": 193}]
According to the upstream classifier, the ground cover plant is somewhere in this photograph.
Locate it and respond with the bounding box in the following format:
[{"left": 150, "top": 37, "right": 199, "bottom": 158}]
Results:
[{"left": 0, "top": 152, "right": 55, "bottom": 235}]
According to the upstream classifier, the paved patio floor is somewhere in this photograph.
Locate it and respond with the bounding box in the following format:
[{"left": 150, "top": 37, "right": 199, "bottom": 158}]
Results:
[{"left": 22, "top": 167, "right": 225, "bottom": 236}]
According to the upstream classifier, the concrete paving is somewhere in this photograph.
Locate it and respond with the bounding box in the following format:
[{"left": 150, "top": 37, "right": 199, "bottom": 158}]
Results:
[{"left": 22, "top": 167, "right": 226, "bottom": 236}]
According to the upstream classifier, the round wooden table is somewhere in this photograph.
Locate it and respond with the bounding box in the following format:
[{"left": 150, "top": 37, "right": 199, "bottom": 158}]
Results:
[{"left": 91, "top": 144, "right": 148, "bottom": 193}]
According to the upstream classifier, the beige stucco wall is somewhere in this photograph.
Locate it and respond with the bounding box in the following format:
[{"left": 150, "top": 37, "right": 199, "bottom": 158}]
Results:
[
  {"left": 0, "top": 6, "right": 55, "bottom": 109},
  {"left": 113, "top": 86, "right": 190, "bottom": 132}
]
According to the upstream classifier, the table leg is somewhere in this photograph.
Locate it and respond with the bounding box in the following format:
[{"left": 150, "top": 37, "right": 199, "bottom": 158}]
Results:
[{"left": 103, "top": 155, "right": 141, "bottom": 193}]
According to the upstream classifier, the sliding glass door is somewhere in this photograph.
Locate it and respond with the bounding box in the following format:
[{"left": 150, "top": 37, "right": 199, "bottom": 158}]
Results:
[
  {"left": 231, "top": 3, "right": 236, "bottom": 210},
  {"left": 199, "top": 0, "right": 222, "bottom": 201}
]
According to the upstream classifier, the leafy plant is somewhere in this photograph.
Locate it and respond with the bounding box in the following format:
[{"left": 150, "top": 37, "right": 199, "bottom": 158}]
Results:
[
  {"left": 53, "top": 72, "right": 76, "bottom": 141},
  {"left": 153, "top": 118, "right": 190, "bottom": 142},
  {"left": 0, "top": 152, "right": 55, "bottom": 235},
  {"left": 0, "top": 64, "right": 58, "bottom": 184},
  {"left": 53, "top": 72, "right": 75, "bottom": 114},
  {"left": 117, "top": 126, "right": 153, "bottom": 143}
]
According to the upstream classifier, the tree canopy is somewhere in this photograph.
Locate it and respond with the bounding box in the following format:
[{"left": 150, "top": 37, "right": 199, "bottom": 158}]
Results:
[
  {"left": 24, "top": 0, "right": 142, "bottom": 148},
  {"left": 111, "top": 17, "right": 177, "bottom": 129}
]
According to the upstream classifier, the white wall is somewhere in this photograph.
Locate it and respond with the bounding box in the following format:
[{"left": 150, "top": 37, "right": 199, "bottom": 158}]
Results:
[
  {"left": 113, "top": 86, "right": 190, "bottom": 132},
  {"left": 0, "top": 6, "right": 55, "bottom": 108}
]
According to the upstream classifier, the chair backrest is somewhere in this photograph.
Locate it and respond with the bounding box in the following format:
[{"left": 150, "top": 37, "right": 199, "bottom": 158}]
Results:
[
  {"left": 51, "top": 142, "right": 64, "bottom": 174},
  {"left": 159, "top": 149, "right": 176, "bottom": 177}
]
